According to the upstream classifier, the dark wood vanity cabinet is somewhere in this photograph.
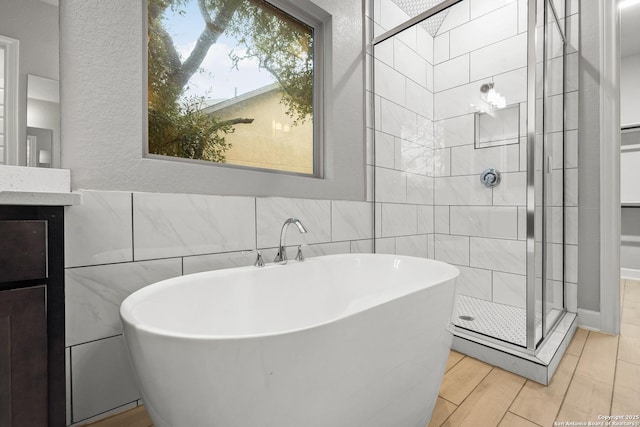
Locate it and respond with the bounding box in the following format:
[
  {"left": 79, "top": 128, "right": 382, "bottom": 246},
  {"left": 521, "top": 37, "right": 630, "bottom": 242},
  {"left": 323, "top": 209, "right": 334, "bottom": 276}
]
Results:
[{"left": 0, "top": 206, "right": 66, "bottom": 426}]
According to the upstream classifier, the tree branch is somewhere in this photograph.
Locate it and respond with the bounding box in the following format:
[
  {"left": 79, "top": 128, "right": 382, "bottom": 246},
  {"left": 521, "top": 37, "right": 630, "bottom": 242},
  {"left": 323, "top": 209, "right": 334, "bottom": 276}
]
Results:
[
  {"left": 219, "top": 117, "right": 254, "bottom": 126},
  {"left": 174, "top": 0, "right": 240, "bottom": 89}
]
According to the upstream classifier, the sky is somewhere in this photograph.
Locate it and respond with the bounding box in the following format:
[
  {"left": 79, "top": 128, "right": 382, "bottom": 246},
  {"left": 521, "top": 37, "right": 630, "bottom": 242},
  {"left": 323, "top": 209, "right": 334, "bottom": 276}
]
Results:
[{"left": 161, "top": 0, "right": 277, "bottom": 102}]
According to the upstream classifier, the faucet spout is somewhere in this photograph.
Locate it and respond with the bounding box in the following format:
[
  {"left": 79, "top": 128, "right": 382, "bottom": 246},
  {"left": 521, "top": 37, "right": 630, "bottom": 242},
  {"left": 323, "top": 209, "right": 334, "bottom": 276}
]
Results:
[{"left": 274, "top": 218, "right": 308, "bottom": 264}]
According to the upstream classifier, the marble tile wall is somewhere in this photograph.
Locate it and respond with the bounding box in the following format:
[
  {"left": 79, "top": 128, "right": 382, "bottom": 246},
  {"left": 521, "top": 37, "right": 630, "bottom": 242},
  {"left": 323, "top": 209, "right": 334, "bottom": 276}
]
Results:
[
  {"left": 429, "top": 0, "right": 579, "bottom": 312},
  {"left": 371, "top": 0, "right": 436, "bottom": 261},
  {"left": 372, "top": 0, "right": 579, "bottom": 314},
  {"left": 63, "top": 190, "right": 373, "bottom": 425}
]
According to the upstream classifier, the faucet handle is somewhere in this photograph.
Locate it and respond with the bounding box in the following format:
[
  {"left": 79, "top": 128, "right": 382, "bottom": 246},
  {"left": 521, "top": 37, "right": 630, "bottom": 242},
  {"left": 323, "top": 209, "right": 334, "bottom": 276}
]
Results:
[
  {"left": 244, "top": 249, "right": 265, "bottom": 267},
  {"left": 254, "top": 251, "right": 265, "bottom": 268},
  {"left": 295, "top": 244, "right": 307, "bottom": 262}
]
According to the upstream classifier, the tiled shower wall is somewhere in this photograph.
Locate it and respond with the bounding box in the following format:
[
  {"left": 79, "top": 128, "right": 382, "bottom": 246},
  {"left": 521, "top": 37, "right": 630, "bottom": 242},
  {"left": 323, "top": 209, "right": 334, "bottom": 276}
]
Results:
[
  {"left": 429, "top": 0, "right": 530, "bottom": 306},
  {"left": 371, "top": 0, "right": 579, "bottom": 313},
  {"left": 371, "top": 0, "right": 436, "bottom": 258},
  {"left": 64, "top": 191, "right": 374, "bottom": 424}
]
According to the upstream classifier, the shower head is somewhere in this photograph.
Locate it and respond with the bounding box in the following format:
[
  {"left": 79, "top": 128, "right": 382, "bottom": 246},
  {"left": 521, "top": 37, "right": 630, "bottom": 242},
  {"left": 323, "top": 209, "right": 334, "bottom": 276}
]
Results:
[{"left": 480, "top": 82, "right": 494, "bottom": 94}]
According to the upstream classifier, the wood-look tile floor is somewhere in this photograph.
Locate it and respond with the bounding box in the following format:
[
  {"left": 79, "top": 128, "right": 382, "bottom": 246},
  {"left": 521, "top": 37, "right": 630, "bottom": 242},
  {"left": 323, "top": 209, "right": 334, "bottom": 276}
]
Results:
[{"left": 87, "top": 280, "right": 640, "bottom": 427}]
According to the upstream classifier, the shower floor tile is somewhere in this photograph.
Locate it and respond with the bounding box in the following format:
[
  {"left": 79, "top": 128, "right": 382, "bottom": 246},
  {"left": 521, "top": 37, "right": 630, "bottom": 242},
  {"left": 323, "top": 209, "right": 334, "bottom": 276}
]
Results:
[{"left": 454, "top": 295, "right": 542, "bottom": 347}]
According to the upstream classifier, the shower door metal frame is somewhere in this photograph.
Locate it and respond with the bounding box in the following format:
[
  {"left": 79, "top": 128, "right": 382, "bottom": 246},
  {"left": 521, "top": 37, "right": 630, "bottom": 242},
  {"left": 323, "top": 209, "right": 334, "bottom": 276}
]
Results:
[
  {"left": 526, "top": 0, "right": 568, "bottom": 351},
  {"left": 372, "top": 0, "right": 463, "bottom": 45}
]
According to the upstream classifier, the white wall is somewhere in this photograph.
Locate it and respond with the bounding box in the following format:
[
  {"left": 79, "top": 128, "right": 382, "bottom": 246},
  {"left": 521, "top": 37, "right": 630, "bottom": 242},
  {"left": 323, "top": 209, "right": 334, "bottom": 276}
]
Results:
[
  {"left": 60, "top": 0, "right": 365, "bottom": 201},
  {"left": 621, "top": 53, "right": 640, "bottom": 126}
]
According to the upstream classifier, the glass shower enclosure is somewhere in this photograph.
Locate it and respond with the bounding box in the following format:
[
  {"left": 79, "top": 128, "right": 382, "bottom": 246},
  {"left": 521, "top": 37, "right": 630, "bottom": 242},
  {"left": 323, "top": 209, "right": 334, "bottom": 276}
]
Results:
[{"left": 371, "top": 0, "right": 569, "bottom": 355}]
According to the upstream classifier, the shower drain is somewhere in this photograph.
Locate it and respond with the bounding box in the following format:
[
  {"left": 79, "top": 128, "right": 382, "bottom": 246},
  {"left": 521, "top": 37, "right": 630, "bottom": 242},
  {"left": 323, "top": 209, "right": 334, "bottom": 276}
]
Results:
[{"left": 458, "top": 315, "right": 475, "bottom": 321}]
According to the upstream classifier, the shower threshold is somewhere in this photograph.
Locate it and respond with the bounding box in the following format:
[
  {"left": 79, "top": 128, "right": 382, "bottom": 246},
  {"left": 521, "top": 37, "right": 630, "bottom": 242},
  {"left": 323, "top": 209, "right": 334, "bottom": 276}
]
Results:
[
  {"left": 454, "top": 295, "right": 563, "bottom": 348},
  {"left": 451, "top": 298, "right": 577, "bottom": 385}
]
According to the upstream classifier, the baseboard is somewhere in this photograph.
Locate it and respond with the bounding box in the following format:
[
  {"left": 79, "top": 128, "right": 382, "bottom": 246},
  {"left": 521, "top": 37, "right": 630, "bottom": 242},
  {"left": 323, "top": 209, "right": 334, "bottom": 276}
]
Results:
[
  {"left": 577, "top": 309, "right": 601, "bottom": 331},
  {"left": 621, "top": 268, "right": 640, "bottom": 280}
]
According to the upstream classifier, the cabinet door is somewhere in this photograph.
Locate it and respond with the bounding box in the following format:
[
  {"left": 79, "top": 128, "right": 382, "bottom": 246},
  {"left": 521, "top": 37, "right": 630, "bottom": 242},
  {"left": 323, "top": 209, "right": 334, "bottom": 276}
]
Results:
[
  {"left": 0, "top": 220, "right": 47, "bottom": 283},
  {"left": 0, "top": 286, "right": 48, "bottom": 426}
]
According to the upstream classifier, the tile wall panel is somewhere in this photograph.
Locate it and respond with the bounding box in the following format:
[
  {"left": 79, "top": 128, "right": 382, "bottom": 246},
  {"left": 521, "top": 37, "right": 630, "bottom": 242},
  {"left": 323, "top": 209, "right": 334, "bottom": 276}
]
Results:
[
  {"left": 434, "top": 205, "right": 450, "bottom": 234},
  {"left": 493, "top": 271, "right": 527, "bottom": 308},
  {"left": 64, "top": 191, "right": 133, "bottom": 267},
  {"left": 434, "top": 234, "right": 470, "bottom": 265},
  {"left": 374, "top": 59, "right": 407, "bottom": 106},
  {"left": 406, "top": 173, "right": 434, "bottom": 204},
  {"left": 470, "top": 0, "right": 511, "bottom": 20},
  {"left": 394, "top": 39, "right": 428, "bottom": 88},
  {"left": 396, "top": 234, "right": 429, "bottom": 257},
  {"left": 183, "top": 251, "right": 258, "bottom": 275},
  {"left": 437, "top": 1, "right": 470, "bottom": 34},
  {"left": 434, "top": 32, "right": 450, "bottom": 64},
  {"left": 417, "top": 205, "right": 435, "bottom": 234},
  {"left": 332, "top": 200, "right": 374, "bottom": 242},
  {"left": 449, "top": 206, "right": 519, "bottom": 240},
  {"left": 71, "top": 336, "right": 140, "bottom": 423},
  {"left": 469, "top": 237, "right": 526, "bottom": 275},
  {"left": 256, "top": 197, "right": 332, "bottom": 248},
  {"left": 380, "top": 97, "right": 418, "bottom": 139},
  {"left": 469, "top": 32, "right": 527, "bottom": 81},
  {"left": 432, "top": 147, "right": 451, "bottom": 177},
  {"left": 406, "top": 78, "right": 434, "bottom": 119},
  {"left": 65, "top": 258, "right": 182, "bottom": 346},
  {"left": 449, "top": 2, "right": 518, "bottom": 57},
  {"left": 492, "top": 172, "right": 527, "bottom": 206},
  {"left": 396, "top": 25, "right": 417, "bottom": 51},
  {"left": 381, "top": 203, "right": 419, "bottom": 237},
  {"left": 450, "top": 144, "right": 521, "bottom": 176},
  {"left": 435, "top": 175, "right": 493, "bottom": 205},
  {"left": 65, "top": 189, "right": 374, "bottom": 424},
  {"left": 434, "top": 54, "right": 470, "bottom": 92},
  {"left": 454, "top": 265, "right": 493, "bottom": 300},
  {"left": 492, "top": 66, "right": 528, "bottom": 104},
  {"left": 434, "top": 114, "right": 475, "bottom": 148},
  {"left": 133, "top": 192, "right": 256, "bottom": 260},
  {"left": 398, "top": 140, "right": 428, "bottom": 174}
]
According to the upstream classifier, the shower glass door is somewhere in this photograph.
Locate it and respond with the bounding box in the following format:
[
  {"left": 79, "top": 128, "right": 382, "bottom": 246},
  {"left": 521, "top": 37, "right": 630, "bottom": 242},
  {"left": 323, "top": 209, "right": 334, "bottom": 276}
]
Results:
[
  {"left": 542, "top": 0, "right": 566, "bottom": 338},
  {"left": 371, "top": 0, "right": 566, "bottom": 351}
]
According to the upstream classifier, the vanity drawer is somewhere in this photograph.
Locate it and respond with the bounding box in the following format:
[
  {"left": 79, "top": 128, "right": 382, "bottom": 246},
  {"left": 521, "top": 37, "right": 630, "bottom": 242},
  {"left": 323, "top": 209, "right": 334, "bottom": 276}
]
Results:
[{"left": 0, "top": 220, "right": 47, "bottom": 283}]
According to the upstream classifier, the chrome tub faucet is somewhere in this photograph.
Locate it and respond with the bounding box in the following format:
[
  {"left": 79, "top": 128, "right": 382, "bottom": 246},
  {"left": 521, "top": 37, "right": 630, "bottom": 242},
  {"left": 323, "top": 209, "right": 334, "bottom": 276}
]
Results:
[{"left": 274, "top": 218, "right": 308, "bottom": 264}]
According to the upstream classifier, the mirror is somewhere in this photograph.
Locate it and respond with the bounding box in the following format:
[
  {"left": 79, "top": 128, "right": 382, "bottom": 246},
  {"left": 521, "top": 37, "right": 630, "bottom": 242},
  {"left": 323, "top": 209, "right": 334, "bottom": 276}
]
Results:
[
  {"left": 0, "top": 0, "right": 59, "bottom": 168},
  {"left": 27, "top": 75, "right": 59, "bottom": 168}
]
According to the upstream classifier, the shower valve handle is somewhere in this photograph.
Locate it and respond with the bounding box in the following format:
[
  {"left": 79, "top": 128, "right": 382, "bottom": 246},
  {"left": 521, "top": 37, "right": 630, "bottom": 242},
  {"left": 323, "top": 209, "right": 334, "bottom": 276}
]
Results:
[{"left": 480, "top": 168, "right": 501, "bottom": 188}]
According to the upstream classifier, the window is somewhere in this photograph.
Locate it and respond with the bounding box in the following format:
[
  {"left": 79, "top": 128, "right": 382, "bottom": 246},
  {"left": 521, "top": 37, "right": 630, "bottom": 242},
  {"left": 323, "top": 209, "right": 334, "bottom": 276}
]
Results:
[{"left": 147, "top": 0, "right": 319, "bottom": 176}]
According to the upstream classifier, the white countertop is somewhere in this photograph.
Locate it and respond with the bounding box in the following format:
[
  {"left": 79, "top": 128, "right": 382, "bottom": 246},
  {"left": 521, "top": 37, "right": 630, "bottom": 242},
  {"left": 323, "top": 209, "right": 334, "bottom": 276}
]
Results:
[
  {"left": 0, "top": 166, "right": 82, "bottom": 206},
  {"left": 0, "top": 190, "right": 82, "bottom": 206}
]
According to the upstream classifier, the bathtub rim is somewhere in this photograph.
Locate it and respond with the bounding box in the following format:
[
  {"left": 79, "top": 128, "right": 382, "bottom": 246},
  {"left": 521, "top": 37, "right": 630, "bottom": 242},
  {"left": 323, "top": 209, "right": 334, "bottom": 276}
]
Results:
[{"left": 120, "top": 253, "right": 459, "bottom": 341}]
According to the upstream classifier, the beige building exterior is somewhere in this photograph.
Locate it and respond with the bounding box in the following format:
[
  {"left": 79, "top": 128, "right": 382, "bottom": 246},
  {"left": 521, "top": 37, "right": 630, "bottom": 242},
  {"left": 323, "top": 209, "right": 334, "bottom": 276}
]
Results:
[{"left": 205, "top": 83, "right": 313, "bottom": 175}]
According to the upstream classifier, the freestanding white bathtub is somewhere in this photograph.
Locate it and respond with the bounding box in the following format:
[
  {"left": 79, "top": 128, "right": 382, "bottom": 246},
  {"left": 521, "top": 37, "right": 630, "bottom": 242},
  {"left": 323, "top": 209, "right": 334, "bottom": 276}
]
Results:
[{"left": 120, "top": 253, "right": 459, "bottom": 427}]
